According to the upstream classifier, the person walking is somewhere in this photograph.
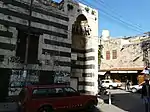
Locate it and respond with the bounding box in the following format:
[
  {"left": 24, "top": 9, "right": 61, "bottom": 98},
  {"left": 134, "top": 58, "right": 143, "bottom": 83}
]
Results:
[
  {"left": 125, "top": 79, "right": 130, "bottom": 91},
  {"left": 141, "top": 79, "right": 150, "bottom": 112}
]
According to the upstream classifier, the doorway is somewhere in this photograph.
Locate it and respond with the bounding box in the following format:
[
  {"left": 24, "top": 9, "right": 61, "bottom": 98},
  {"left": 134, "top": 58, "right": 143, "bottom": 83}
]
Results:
[
  {"left": 0, "top": 68, "right": 11, "bottom": 102},
  {"left": 70, "top": 78, "right": 78, "bottom": 91}
]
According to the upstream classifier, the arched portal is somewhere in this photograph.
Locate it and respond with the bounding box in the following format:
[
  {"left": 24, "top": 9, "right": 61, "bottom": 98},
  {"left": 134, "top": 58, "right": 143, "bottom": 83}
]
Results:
[
  {"left": 72, "top": 14, "right": 88, "bottom": 49},
  {"left": 71, "top": 14, "right": 91, "bottom": 94}
]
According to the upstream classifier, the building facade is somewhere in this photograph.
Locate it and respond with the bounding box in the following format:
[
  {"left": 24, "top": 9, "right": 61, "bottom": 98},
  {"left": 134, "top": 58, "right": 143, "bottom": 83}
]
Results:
[
  {"left": 0, "top": 0, "right": 98, "bottom": 98},
  {"left": 98, "top": 30, "right": 149, "bottom": 84},
  {"left": 141, "top": 39, "right": 150, "bottom": 68}
]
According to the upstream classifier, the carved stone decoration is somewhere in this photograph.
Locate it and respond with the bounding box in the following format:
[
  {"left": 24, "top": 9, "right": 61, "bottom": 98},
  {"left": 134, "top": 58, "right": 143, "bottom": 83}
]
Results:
[{"left": 37, "top": 0, "right": 52, "bottom": 6}]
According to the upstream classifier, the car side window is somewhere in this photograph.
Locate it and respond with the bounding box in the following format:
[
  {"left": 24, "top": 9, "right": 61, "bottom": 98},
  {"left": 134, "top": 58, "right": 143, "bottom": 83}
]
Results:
[
  {"left": 32, "top": 87, "right": 66, "bottom": 99},
  {"left": 64, "top": 87, "right": 79, "bottom": 96},
  {"left": 32, "top": 88, "right": 49, "bottom": 98},
  {"left": 54, "top": 88, "right": 64, "bottom": 97},
  {"left": 64, "top": 87, "right": 76, "bottom": 93}
]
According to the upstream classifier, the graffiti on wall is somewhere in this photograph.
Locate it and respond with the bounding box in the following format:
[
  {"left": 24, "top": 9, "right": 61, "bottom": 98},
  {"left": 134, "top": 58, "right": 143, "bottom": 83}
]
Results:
[
  {"left": 8, "top": 70, "right": 39, "bottom": 96},
  {"left": 54, "top": 71, "right": 70, "bottom": 84}
]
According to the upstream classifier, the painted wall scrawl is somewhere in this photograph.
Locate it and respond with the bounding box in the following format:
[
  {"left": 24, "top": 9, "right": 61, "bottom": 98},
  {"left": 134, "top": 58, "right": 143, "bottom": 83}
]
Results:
[
  {"left": 8, "top": 70, "right": 39, "bottom": 96},
  {"left": 54, "top": 71, "right": 70, "bottom": 84}
]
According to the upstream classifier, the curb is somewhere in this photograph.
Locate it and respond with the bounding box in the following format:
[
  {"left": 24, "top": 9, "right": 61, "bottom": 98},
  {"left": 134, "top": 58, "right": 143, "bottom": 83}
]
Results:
[{"left": 98, "top": 98, "right": 104, "bottom": 105}]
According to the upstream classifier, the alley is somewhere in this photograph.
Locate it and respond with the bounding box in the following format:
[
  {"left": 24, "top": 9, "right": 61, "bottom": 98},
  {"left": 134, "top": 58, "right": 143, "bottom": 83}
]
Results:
[{"left": 99, "top": 89, "right": 145, "bottom": 112}]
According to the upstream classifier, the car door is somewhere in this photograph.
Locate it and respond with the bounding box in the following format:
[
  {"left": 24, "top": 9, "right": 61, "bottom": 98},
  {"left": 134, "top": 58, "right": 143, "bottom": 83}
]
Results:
[
  {"left": 51, "top": 87, "right": 69, "bottom": 111},
  {"left": 30, "top": 87, "right": 67, "bottom": 111},
  {"left": 63, "top": 87, "right": 83, "bottom": 110}
]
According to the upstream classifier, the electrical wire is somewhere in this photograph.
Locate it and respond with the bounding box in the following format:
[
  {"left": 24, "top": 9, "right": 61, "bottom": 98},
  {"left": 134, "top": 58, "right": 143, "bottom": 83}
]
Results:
[
  {"left": 76, "top": 0, "right": 144, "bottom": 34},
  {"left": 97, "top": 0, "right": 145, "bottom": 31},
  {"left": 80, "top": 0, "right": 143, "bottom": 33}
]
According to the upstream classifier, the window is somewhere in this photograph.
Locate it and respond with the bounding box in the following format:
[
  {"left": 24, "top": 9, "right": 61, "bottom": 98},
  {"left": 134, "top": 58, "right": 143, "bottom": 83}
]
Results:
[
  {"left": 64, "top": 87, "right": 79, "bottom": 96},
  {"left": 106, "top": 51, "right": 110, "bottom": 60},
  {"left": 64, "top": 87, "right": 76, "bottom": 93},
  {"left": 16, "top": 29, "right": 39, "bottom": 64},
  {"left": 112, "top": 50, "right": 117, "bottom": 59},
  {"left": 105, "top": 81, "right": 109, "bottom": 83}
]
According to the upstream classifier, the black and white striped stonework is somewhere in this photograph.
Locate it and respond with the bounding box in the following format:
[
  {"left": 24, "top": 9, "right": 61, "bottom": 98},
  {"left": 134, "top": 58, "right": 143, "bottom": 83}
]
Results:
[
  {"left": 71, "top": 48, "right": 96, "bottom": 94},
  {"left": 0, "top": 0, "right": 71, "bottom": 72},
  {"left": 0, "top": 30, "right": 16, "bottom": 62}
]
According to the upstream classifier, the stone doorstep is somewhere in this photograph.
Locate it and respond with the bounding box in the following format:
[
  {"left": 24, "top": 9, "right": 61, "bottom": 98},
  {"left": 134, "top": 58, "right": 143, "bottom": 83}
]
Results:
[{"left": 0, "top": 102, "right": 18, "bottom": 112}]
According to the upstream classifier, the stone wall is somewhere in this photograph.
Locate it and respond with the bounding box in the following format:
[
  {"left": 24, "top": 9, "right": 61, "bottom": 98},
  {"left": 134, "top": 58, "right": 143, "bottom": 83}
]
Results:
[
  {"left": 100, "top": 38, "right": 145, "bottom": 70},
  {"left": 141, "top": 39, "right": 150, "bottom": 68},
  {"left": 0, "top": 0, "right": 99, "bottom": 95}
]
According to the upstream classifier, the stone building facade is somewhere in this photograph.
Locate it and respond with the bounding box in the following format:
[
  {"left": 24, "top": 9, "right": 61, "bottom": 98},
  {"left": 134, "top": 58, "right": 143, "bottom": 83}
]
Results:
[
  {"left": 141, "top": 39, "right": 150, "bottom": 68},
  {"left": 100, "top": 38, "right": 144, "bottom": 70},
  {"left": 99, "top": 31, "right": 149, "bottom": 84},
  {"left": 0, "top": 0, "right": 98, "bottom": 98}
]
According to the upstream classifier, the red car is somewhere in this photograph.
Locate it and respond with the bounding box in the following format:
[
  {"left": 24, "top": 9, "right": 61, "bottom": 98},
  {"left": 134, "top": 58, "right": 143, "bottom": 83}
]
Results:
[{"left": 18, "top": 84, "right": 98, "bottom": 112}]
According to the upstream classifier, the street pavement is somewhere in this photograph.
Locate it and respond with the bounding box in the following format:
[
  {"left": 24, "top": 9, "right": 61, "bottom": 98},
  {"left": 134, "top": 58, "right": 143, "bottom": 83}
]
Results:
[
  {"left": 0, "top": 102, "right": 18, "bottom": 112},
  {"left": 98, "top": 89, "right": 145, "bottom": 112}
]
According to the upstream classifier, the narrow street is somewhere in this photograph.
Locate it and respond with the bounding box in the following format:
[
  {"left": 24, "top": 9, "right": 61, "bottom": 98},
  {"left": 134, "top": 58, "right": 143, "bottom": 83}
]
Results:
[{"left": 99, "top": 89, "right": 145, "bottom": 112}]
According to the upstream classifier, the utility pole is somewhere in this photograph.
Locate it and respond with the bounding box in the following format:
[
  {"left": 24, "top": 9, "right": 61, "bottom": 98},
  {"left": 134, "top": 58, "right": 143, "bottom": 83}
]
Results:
[{"left": 24, "top": 0, "right": 34, "bottom": 82}]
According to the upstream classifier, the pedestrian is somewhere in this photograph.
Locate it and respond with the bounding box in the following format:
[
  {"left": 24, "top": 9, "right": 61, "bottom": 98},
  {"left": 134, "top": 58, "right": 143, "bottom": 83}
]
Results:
[
  {"left": 125, "top": 79, "right": 130, "bottom": 91},
  {"left": 141, "top": 79, "right": 150, "bottom": 112}
]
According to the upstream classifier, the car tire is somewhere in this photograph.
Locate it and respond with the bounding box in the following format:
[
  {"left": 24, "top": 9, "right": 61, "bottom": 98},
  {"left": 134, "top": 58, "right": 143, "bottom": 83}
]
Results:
[
  {"left": 85, "top": 101, "right": 95, "bottom": 112},
  {"left": 131, "top": 88, "right": 137, "bottom": 93},
  {"left": 38, "top": 106, "right": 53, "bottom": 112},
  {"left": 109, "top": 85, "right": 113, "bottom": 89}
]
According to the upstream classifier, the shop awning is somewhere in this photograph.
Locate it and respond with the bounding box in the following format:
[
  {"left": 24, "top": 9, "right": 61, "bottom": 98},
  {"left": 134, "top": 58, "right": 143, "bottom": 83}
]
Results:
[
  {"left": 110, "top": 71, "right": 138, "bottom": 73},
  {"left": 98, "top": 72, "right": 106, "bottom": 75}
]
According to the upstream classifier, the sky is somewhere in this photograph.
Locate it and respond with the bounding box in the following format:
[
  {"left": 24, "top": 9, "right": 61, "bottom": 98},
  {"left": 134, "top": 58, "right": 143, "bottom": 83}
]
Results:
[{"left": 54, "top": 0, "right": 150, "bottom": 37}]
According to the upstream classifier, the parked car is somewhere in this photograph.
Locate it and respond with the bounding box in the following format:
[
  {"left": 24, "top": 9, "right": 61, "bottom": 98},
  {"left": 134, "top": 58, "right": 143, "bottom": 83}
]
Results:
[
  {"left": 101, "top": 79, "right": 122, "bottom": 89},
  {"left": 113, "top": 79, "right": 122, "bottom": 87},
  {"left": 130, "top": 84, "right": 142, "bottom": 93},
  {"left": 18, "top": 84, "right": 98, "bottom": 112}
]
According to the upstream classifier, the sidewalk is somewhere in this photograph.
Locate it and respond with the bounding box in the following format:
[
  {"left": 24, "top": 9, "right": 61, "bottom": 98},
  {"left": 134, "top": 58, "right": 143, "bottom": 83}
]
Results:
[
  {"left": 98, "top": 103, "right": 128, "bottom": 112},
  {"left": 0, "top": 102, "right": 18, "bottom": 112}
]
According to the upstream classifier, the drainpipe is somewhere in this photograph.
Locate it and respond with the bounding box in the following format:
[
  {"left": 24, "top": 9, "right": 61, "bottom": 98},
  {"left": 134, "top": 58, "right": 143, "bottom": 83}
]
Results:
[
  {"left": 98, "top": 36, "right": 103, "bottom": 84},
  {"left": 98, "top": 36, "right": 102, "bottom": 71},
  {"left": 24, "top": 0, "right": 34, "bottom": 83}
]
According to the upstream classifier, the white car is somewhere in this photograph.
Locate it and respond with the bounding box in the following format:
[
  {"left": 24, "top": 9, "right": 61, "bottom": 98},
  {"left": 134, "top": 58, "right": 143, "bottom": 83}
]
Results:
[
  {"left": 101, "top": 79, "right": 122, "bottom": 89},
  {"left": 130, "top": 85, "right": 142, "bottom": 93}
]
